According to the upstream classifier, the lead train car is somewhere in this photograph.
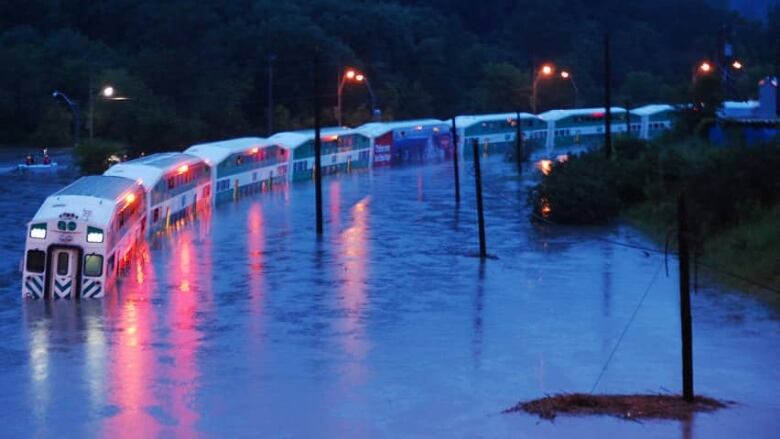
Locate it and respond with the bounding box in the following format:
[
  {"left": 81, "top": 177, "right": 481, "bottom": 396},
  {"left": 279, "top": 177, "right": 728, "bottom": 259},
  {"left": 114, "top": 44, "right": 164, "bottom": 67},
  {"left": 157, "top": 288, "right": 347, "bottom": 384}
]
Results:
[
  {"left": 22, "top": 176, "right": 146, "bottom": 299},
  {"left": 185, "top": 137, "right": 289, "bottom": 204},
  {"left": 104, "top": 152, "right": 211, "bottom": 234}
]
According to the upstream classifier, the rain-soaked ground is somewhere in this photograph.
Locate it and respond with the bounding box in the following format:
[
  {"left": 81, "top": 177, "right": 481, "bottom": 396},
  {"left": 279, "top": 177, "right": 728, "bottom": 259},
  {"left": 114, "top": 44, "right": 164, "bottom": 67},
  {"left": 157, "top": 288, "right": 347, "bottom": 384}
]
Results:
[{"left": 0, "top": 147, "right": 778, "bottom": 438}]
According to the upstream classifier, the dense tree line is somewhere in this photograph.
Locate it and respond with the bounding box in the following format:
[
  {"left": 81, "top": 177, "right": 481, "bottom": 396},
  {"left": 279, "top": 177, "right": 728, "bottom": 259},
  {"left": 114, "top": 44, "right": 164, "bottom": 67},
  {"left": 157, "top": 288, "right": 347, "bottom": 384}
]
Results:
[{"left": 0, "top": 0, "right": 777, "bottom": 155}]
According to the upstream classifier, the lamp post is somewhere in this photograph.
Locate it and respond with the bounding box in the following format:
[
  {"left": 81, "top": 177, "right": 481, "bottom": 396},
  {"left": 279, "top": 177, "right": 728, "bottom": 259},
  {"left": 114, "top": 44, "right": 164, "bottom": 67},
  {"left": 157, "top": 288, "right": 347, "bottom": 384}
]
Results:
[
  {"left": 531, "top": 63, "right": 555, "bottom": 114},
  {"left": 52, "top": 91, "right": 80, "bottom": 148},
  {"left": 88, "top": 84, "right": 128, "bottom": 140},
  {"left": 337, "top": 68, "right": 379, "bottom": 126},
  {"left": 560, "top": 70, "right": 579, "bottom": 108}
]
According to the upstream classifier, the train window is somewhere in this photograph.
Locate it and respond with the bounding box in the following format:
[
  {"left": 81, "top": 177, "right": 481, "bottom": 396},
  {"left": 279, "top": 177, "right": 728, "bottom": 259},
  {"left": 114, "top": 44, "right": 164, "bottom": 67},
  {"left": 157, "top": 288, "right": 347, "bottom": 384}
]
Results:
[
  {"left": 26, "top": 250, "right": 45, "bottom": 273},
  {"left": 168, "top": 177, "right": 175, "bottom": 190},
  {"left": 153, "top": 207, "right": 160, "bottom": 223},
  {"left": 56, "top": 252, "right": 69, "bottom": 276},
  {"left": 84, "top": 254, "right": 104, "bottom": 277}
]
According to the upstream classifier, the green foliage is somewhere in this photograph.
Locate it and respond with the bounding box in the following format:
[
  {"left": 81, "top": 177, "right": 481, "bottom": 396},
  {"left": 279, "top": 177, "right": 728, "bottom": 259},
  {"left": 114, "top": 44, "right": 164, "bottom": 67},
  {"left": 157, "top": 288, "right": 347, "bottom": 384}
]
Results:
[
  {"left": 0, "top": 0, "right": 777, "bottom": 151},
  {"left": 73, "top": 139, "right": 124, "bottom": 175}
]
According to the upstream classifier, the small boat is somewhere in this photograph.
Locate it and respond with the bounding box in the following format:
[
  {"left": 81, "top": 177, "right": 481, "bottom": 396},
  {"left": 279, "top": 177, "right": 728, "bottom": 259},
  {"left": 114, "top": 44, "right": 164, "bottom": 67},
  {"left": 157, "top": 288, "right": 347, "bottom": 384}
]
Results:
[{"left": 17, "top": 162, "right": 59, "bottom": 171}]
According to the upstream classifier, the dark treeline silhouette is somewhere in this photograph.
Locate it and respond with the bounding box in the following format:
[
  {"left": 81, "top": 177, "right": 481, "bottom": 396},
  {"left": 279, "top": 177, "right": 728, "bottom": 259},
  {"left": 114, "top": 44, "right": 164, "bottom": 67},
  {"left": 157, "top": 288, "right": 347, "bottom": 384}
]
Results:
[{"left": 0, "top": 0, "right": 777, "bottom": 154}]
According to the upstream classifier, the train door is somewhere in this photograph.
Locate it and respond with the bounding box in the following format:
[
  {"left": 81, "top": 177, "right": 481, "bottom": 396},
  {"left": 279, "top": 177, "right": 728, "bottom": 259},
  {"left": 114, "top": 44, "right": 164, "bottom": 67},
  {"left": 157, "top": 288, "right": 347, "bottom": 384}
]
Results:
[{"left": 48, "top": 247, "right": 79, "bottom": 299}]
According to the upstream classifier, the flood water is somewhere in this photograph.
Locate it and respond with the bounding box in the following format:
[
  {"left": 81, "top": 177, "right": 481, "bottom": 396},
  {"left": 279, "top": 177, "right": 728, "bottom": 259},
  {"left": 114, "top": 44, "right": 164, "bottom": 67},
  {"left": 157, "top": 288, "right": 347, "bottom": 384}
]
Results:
[{"left": 0, "top": 148, "right": 778, "bottom": 438}]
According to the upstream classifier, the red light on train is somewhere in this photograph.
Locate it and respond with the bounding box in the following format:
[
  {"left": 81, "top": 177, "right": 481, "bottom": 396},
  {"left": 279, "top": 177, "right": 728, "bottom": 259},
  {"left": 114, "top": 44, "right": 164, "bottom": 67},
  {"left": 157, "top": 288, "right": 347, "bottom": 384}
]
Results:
[
  {"left": 178, "top": 165, "right": 189, "bottom": 174},
  {"left": 250, "top": 147, "right": 259, "bottom": 154},
  {"left": 125, "top": 193, "right": 136, "bottom": 204}
]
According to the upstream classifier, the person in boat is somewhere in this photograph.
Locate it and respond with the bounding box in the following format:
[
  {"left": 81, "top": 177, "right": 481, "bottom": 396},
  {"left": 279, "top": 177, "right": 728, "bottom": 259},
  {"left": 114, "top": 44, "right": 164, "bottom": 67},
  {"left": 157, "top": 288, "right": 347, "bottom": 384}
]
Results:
[
  {"left": 25, "top": 155, "right": 34, "bottom": 165},
  {"left": 42, "top": 148, "right": 50, "bottom": 165}
]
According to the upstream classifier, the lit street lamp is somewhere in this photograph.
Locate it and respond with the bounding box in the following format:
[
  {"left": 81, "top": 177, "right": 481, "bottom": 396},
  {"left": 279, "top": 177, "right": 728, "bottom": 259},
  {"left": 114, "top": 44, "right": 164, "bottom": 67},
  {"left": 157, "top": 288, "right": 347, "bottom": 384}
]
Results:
[
  {"left": 337, "top": 68, "right": 379, "bottom": 126},
  {"left": 88, "top": 84, "right": 129, "bottom": 140},
  {"left": 531, "top": 63, "right": 555, "bottom": 114},
  {"left": 560, "top": 70, "right": 579, "bottom": 108}
]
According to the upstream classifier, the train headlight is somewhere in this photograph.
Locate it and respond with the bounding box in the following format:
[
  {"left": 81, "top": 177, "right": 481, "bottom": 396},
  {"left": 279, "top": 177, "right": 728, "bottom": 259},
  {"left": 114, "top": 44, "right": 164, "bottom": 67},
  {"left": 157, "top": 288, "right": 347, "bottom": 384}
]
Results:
[
  {"left": 30, "top": 223, "right": 47, "bottom": 239},
  {"left": 86, "top": 226, "right": 104, "bottom": 243}
]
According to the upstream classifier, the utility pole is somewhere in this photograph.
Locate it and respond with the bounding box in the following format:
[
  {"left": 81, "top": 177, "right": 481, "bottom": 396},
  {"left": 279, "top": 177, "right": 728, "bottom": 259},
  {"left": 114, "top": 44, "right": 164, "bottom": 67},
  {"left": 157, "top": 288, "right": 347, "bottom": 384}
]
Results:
[
  {"left": 604, "top": 31, "right": 613, "bottom": 159},
  {"left": 677, "top": 193, "right": 694, "bottom": 402},
  {"left": 267, "top": 53, "right": 276, "bottom": 136},
  {"left": 515, "top": 110, "right": 523, "bottom": 172},
  {"left": 472, "top": 139, "right": 486, "bottom": 259},
  {"left": 313, "top": 51, "right": 323, "bottom": 236},
  {"left": 88, "top": 73, "right": 94, "bottom": 140},
  {"left": 451, "top": 118, "right": 460, "bottom": 205}
]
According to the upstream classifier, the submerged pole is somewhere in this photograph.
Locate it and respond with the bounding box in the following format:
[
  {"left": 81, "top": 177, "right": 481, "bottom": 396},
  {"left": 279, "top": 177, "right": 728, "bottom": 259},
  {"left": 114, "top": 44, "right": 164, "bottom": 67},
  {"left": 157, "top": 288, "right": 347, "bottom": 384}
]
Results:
[
  {"left": 515, "top": 110, "right": 524, "bottom": 172},
  {"left": 677, "top": 193, "right": 694, "bottom": 402},
  {"left": 313, "top": 51, "right": 324, "bottom": 236},
  {"left": 472, "top": 139, "right": 486, "bottom": 259},
  {"left": 451, "top": 118, "right": 461, "bottom": 205},
  {"left": 604, "top": 31, "right": 613, "bottom": 159}
]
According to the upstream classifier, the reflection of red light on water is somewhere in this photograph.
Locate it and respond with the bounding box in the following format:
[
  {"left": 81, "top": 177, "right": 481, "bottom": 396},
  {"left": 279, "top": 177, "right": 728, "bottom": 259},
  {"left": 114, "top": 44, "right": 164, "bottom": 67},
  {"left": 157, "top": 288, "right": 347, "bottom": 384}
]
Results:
[{"left": 541, "top": 197, "right": 552, "bottom": 217}]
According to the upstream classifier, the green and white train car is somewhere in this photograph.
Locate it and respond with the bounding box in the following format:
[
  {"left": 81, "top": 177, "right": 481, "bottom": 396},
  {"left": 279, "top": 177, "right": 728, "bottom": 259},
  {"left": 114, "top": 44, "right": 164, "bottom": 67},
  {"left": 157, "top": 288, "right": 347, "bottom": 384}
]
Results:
[
  {"left": 22, "top": 176, "right": 146, "bottom": 299},
  {"left": 451, "top": 113, "right": 547, "bottom": 159},
  {"left": 631, "top": 104, "right": 678, "bottom": 139},
  {"left": 540, "top": 107, "right": 627, "bottom": 149},
  {"left": 269, "top": 128, "right": 371, "bottom": 181},
  {"left": 185, "top": 137, "right": 289, "bottom": 204}
]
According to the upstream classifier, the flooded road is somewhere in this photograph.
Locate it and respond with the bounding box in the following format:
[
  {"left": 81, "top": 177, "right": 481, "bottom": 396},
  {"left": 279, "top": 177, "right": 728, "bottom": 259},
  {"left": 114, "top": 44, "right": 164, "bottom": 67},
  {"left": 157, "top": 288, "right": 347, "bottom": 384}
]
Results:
[{"left": 0, "top": 149, "right": 778, "bottom": 437}]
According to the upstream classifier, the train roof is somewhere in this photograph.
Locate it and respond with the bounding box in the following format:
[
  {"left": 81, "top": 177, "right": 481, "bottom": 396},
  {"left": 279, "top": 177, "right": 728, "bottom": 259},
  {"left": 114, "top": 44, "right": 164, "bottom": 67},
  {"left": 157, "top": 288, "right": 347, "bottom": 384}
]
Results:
[
  {"left": 451, "top": 112, "right": 541, "bottom": 129},
  {"left": 538, "top": 107, "right": 627, "bottom": 122},
  {"left": 185, "top": 137, "right": 272, "bottom": 164},
  {"left": 104, "top": 152, "right": 202, "bottom": 190},
  {"left": 32, "top": 175, "right": 141, "bottom": 226},
  {"left": 268, "top": 128, "right": 365, "bottom": 149},
  {"left": 355, "top": 119, "right": 447, "bottom": 137},
  {"left": 630, "top": 104, "right": 677, "bottom": 116}
]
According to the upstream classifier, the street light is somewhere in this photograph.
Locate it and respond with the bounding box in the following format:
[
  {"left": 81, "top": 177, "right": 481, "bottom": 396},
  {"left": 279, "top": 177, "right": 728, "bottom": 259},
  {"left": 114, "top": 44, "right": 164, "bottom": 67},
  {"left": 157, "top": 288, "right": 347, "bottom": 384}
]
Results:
[
  {"left": 52, "top": 91, "right": 80, "bottom": 148},
  {"left": 731, "top": 60, "right": 743, "bottom": 70},
  {"left": 531, "top": 63, "right": 555, "bottom": 114},
  {"left": 88, "top": 84, "right": 129, "bottom": 139},
  {"left": 337, "top": 67, "right": 379, "bottom": 126},
  {"left": 699, "top": 62, "right": 712, "bottom": 73},
  {"left": 560, "top": 70, "right": 579, "bottom": 108}
]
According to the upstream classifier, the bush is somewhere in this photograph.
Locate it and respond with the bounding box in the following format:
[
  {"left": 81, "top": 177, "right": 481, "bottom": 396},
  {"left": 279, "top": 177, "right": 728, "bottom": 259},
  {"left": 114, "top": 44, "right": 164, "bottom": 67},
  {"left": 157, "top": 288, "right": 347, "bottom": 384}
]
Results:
[{"left": 73, "top": 139, "right": 125, "bottom": 175}]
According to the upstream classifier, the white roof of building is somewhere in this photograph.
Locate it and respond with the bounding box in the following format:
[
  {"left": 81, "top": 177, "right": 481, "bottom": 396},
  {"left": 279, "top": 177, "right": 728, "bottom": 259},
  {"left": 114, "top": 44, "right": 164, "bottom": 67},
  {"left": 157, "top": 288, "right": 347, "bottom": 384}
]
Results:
[
  {"left": 32, "top": 176, "right": 141, "bottom": 226},
  {"left": 630, "top": 104, "right": 676, "bottom": 116},
  {"left": 539, "top": 107, "right": 626, "bottom": 122},
  {"left": 104, "top": 152, "right": 202, "bottom": 190},
  {"left": 185, "top": 137, "right": 271, "bottom": 164},
  {"left": 355, "top": 119, "right": 447, "bottom": 137},
  {"left": 451, "top": 112, "right": 541, "bottom": 129}
]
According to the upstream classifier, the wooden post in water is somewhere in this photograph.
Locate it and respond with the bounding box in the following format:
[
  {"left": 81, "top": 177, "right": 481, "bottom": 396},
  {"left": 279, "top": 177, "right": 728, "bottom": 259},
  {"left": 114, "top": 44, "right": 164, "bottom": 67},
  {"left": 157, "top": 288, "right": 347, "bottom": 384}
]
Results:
[
  {"left": 472, "top": 139, "right": 486, "bottom": 259},
  {"left": 451, "top": 118, "right": 461, "bottom": 205},
  {"left": 313, "top": 51, "right": 324, "bottom": 236},
  {"left": 604, "top": 31, "right": 613, "bottom": 159},
  {"left": 625, "top": 102, "right": 631, "bottom": 138},
  {"left": 677, "top": 193, "right": 694, "bottom": 402},
  {"left": 515, "top": 110, "right": 523, "bottom": 172}
]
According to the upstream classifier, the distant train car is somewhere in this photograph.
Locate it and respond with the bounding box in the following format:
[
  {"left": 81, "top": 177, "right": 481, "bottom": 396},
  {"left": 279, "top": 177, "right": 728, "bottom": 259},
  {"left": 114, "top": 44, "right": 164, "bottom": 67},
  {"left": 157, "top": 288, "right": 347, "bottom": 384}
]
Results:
[
  {"left": 631, "top": 105, "right": 679, "bottom": 139},
  {"left": 21, "top": 176, "right": 146, "bottom": 299},
  {"left": 452, "top": 113, "right": 547, "bottom": 158},
  {"left": 356, "top": 119, "right": 451, "bottom": 167},
  {"left": 104, "top": 152, "right": 211, "bottom": 234},
  {"left": 269, "top": 128, "right": 371, "bottom": 181},
  {"left": 539, "top": 107, "right": 626, "bottom": 149},
  {"left": 185, "top": 137, "right": 289, "bottom": 204}
]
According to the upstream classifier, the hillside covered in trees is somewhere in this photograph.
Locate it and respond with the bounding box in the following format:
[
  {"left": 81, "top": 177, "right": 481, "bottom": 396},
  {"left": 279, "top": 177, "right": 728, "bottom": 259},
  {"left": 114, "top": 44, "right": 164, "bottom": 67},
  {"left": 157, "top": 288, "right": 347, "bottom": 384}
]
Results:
[{"left": 1, "top": 0, "right": 778, "bottom": 154}]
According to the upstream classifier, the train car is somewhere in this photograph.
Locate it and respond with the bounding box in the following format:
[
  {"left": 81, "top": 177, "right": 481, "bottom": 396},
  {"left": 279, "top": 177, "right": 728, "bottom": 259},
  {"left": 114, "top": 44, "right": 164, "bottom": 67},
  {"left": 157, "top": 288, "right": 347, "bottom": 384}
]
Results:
[
  {"left": 451, "top": 113, "right": 547, "bottom": 159},
  {"left": 104, "top": 152, "right": 211, "bottom": 235},
  {"left": 185, "top": 137, "right": 289, "bottom": 204},
  {"left": 539, "top": 107, "right": 627, "bottom": 149},
  {"left": 269, "top": 128, "right": 371, "bottom": 181},
  {"left": 631, "top": 104, "right": 678, "bottom": 139},
  {"left": 21, "top": 175, "right": 146, "bottom": 299},
  {"left": 356, "top": 119, "right": 451, "bottom": 167}
]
